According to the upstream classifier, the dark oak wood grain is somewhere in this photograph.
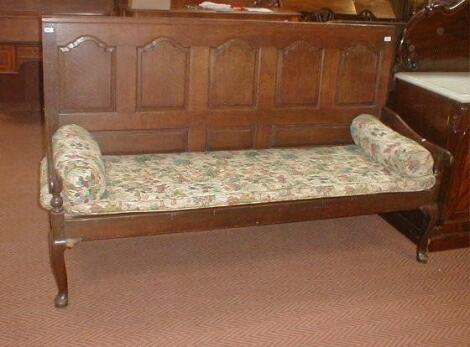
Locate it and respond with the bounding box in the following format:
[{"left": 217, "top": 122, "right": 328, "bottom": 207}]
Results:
[
  {"left": 40, "top": 17, "right": 450, "bottom": 307},
  {"left": 386, "top": 80, "right": 469, "bottom": 252},
  {"left": 397, "top": 0, "right": 469, "bottom": 72},
  {"left": 385, "top": 0, "right": 470, "bottom": 252},
  {"left": 275, "top": 41, "right": 323, "bottom": 107},
  {"left": 42, "top": 16, "right": 399, "bottom": 154}
]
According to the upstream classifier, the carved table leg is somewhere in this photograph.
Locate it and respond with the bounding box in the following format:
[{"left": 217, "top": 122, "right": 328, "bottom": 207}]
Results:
[
  {"left": 48, "top": 231, "right": 68, "bottom": 308},
  {"left": 417, "top": 204, "right": 439, "bottom": 264},
  {"left": 48, "top": 189, "right": 69, "bottom": 308}
]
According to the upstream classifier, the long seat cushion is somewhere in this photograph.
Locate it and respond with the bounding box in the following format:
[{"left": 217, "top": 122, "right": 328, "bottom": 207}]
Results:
[{"left": 40, "top": 116, "right": 436, "bottom": 216}]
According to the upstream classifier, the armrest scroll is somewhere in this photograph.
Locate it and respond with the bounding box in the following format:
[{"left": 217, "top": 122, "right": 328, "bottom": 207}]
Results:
[{"left": 380, "top": 107, "right": 453, "bottom": 181}]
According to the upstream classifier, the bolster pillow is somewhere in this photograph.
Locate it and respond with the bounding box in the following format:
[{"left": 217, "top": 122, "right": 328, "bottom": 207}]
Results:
[
  {"left": 53, "top": 124, "right": 106, "bottom": 203},
  {"left": 351, "top": 114, "right": 434, "bottom": 178}
]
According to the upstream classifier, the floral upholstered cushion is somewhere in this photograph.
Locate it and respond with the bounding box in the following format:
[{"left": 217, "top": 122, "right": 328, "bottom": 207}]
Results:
[
  {"left": 351, "top": 114, "right": 434, "bottom": 178},
  {"left": 40, "top": 145, "right": 435, "bottom": 216},
  {"left": 52, "top": 124, "right": 106, "bottom": 204}
]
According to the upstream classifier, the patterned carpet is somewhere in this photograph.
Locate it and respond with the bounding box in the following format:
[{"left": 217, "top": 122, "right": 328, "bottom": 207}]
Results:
[{"left": 1, "top": 108, "right": 469, "bottom": 346}]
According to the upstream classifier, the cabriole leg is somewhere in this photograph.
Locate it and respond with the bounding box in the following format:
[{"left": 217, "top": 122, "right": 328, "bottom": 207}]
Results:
[
  {"left": 48, "top": 186, "right": 69, "bottom": 308},
  {"left": 49, "top": 231, "right": 68, "bottom": 308},
  {"left": 417, "top": 204, "right": 439, "bottom": 264}
]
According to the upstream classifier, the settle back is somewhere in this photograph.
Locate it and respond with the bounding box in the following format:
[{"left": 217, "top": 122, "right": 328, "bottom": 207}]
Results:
[{"left": 42, "top": 17, "right": 398, "bottom": 154}]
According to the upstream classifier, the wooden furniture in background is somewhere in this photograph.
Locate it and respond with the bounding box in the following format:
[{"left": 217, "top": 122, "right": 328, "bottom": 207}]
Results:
[
  {"left": 398, "top": 0, "right": 469, "bottom": 71},
  {"left": 287, "top": 0, "right": 463, "bottom": 22},
  {"left": 0, "top": 12, "right": 43, "bottom": 74},
  {"left": 0, "top": 0, "right": 115, "bottom": 108},
  {"left": 0, "top": 0, "right": 115, "bottom": 14},
  {"left": 384, "top": 0, "right": 469, "bottom": 251},
  {"left": 282, "top": 0, "right": 357, "bottom": 15},
  {"left": 124, "top": 0, "right": 281, "bottom": 10},
  {"left": 171, "top": 0, "right": 259, "bottom": 7},
  {"left": 283, "top": 0, "right": 402, "bottom": 21},
  {"left": 122, "top": 0, "right": 298, "bottom": 20},
  {"left": 355, "top": 0, "right": 397, "bottom": 19},
  {"left": 122, "top": 0, "right": 418, "bottom": 21},
  {"left": 122, "top": 5, "right": 301, "bottom": 20},
  {"left": 0, "top": 46, "right": 17, "bottom": 73},
  {"left": 386, "top": 73, "right": 469, "bottom": 251}
]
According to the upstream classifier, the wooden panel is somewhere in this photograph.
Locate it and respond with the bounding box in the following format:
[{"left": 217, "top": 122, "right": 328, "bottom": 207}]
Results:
[
  {"left": 392, "top": 80, "right": 452, "bottom": 148},
  {"left": 275, "top": 41, "right": 323, "bottom": 107},
  {"left": 0, "top": 45, "right": 16, "bottom": 73},
  {"left": 209, "top": 39, "right": 259, "bottom": 109},
  {"left": 0, "top": 16, "right": 41, "bottom": 43},
  {"left": 447, "top": 152, "right": 469, "bottom": 220},
  {"left": 335, "top": 44, "right": 379, "bottom": 106},
  {"left": 206, "top": 126, "right": 254, "bottom": 150},
  {"left": 92, "top": 128, "right": 188, "bottom": 154},
  {"left": 137, "top": 37, "right": 189, "bottom": 111},
  {"left": 446, "top": 118, "right": 469, "bottom": 221},
  {"left": 272, "top": 124, "right": 352, "bottom": 147},
  {"left": 43, "top": 17, "right": 397, "bottom": 154},
  {"left": 58, "top": 35, "right": 116, "bottom": 113}
]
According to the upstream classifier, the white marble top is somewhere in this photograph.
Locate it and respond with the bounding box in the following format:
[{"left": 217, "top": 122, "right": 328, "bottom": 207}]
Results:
[{"left": 395, "top": 72, "right": 470, "bottom": 103}]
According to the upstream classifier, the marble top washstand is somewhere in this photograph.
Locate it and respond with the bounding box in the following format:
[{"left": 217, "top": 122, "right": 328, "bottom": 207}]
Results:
[{"left": 395, "top": 72, "right": 470, "bottom": 104}]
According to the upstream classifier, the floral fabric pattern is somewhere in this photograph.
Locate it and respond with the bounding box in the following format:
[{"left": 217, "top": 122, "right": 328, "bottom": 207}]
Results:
[
  {"left": 52, "top": 124, "right": 106, "bottom": 204},
  {"left": 40, "top": 144, "right": 435, "bottom": 216},
  {"left": 351, "top": 114, "right": 434, "bottom": 178}
]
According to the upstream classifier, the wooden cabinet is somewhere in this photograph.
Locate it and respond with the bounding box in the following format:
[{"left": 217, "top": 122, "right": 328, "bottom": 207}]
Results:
[
  {"left": 385, "top": 73, "right": 469, "bottom": 251},
  {"left": 0, "top": 44, "right": 42, "bottom": 74},
  {"left": 0, "top": 46, "right": 16, "bottom": 73},
  {"left": 384, "top": 0, "right": 469, "bottom": 252}
]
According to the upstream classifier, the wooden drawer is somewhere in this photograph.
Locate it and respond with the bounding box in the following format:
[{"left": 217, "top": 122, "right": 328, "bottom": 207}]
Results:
[
  {"left": 16, "top": 45, "right": 41, "bottom": 67},
  {"left": 0, "top": 46, "right": 16, "bottom": 73}
]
